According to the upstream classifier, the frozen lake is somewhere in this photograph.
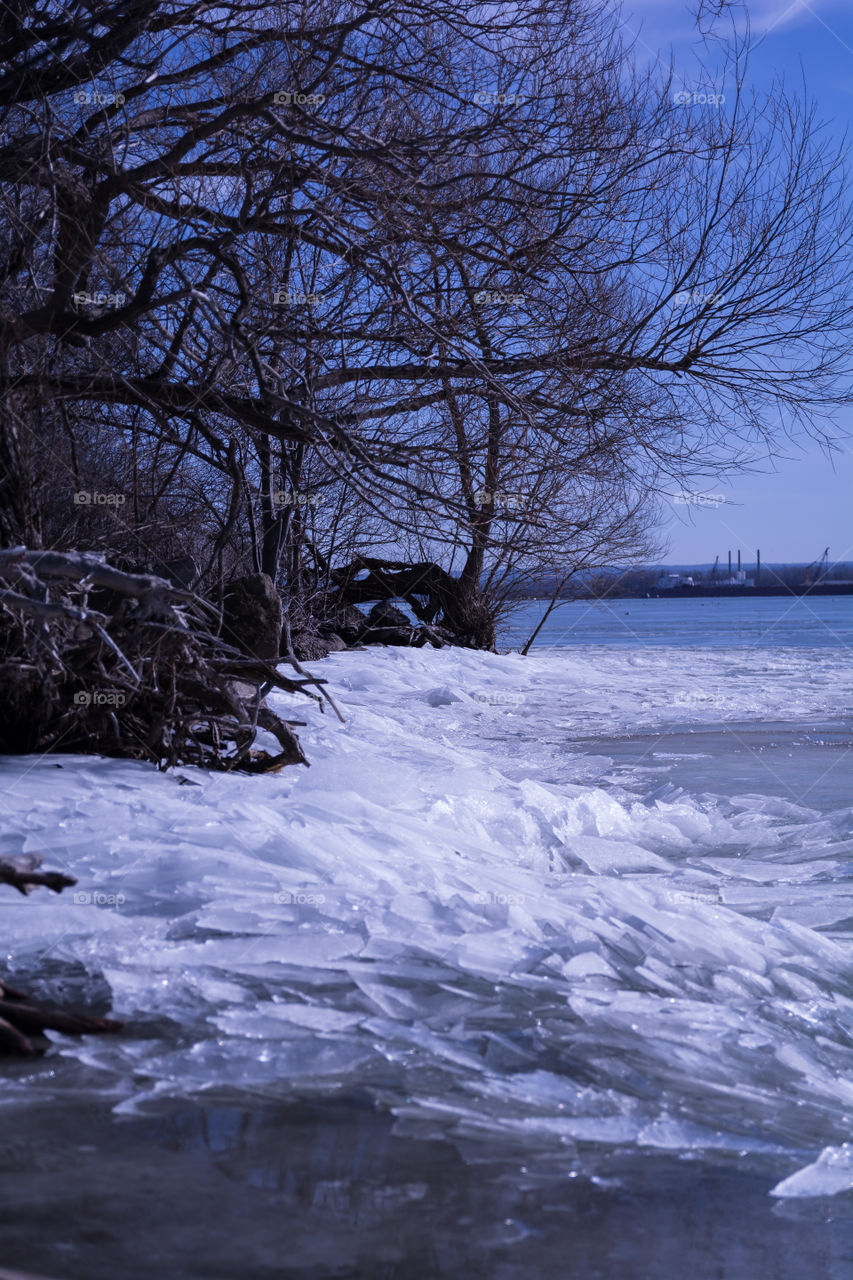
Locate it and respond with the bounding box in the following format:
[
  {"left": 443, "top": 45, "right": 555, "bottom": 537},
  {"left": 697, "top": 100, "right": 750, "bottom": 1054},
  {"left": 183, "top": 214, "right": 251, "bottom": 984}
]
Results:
[{"left": 1, "top": 595, "right": 852, "bottom": 1276}]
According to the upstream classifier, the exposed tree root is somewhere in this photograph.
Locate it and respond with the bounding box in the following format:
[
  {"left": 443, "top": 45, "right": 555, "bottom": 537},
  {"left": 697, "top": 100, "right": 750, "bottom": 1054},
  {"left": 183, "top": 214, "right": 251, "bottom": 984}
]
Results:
[{"left": 0, "top": 548, "right": 330, "bottom": 771}]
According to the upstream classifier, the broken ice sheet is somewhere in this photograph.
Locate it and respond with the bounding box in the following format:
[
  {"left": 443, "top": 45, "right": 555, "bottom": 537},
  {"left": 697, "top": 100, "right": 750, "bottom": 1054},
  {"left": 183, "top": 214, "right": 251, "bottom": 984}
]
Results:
[
  {"left": 212, "top": 1002, "right": 365, "bottom": 1037},
  {"left": 2, "top": 643, "right": 853, "bottom": 1172},
  {"left": 771, "top": 1144, "right": 853, "bottom": 1198}
]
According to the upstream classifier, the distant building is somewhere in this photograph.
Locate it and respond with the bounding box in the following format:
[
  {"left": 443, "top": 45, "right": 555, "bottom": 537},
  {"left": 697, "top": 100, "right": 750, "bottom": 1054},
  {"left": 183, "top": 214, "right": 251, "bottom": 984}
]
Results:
[{"left": 656, "top": 573, "right": 694, "bottom": 589}]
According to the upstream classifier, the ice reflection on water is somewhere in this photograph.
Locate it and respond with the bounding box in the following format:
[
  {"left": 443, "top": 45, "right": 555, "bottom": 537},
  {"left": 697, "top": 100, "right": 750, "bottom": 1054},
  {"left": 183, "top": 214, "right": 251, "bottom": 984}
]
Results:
[{"left": 3, "top": 1095, "right": 853, "bottom": 1279}]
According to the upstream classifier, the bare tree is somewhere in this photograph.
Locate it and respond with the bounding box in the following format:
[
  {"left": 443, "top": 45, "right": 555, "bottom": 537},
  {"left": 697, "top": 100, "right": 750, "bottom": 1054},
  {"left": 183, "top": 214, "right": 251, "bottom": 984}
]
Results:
[{"left": 0, "top": 0, "right": 850, "bottom": 653}]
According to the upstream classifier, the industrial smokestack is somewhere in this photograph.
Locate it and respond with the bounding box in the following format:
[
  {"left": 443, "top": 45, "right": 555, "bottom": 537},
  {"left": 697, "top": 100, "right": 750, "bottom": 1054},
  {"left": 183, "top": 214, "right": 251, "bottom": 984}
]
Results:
[
  {"left": 738, "top": 550, "right": 741, "bottom": 572},
  {"left": 757, "top": 549, "right": 761, "bottom": 585}
]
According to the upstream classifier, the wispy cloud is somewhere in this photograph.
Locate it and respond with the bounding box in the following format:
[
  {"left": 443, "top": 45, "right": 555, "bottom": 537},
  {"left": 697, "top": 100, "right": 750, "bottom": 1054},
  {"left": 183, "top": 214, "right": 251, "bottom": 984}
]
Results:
[
  {"left": 620, "top": 0, "right": 852, "bottom": 50},
  {"left": 622, "top": 0, "right": 845, "bottom": 30},
  {"left": 752, "top": 0, "right": 824, "bottom": 33}
]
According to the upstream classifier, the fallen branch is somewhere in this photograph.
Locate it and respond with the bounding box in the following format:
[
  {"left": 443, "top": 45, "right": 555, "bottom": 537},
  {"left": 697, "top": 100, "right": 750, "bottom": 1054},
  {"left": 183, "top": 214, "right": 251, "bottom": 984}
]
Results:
[
  {"left": 1, "top": 857, "right": 124, "bottom": 1057},
  {"left": 0, "top": 978, "right": 124, "bottom": 1057},
  {"left": 0, "top": 855, "right": 76, "bottom": 896}
]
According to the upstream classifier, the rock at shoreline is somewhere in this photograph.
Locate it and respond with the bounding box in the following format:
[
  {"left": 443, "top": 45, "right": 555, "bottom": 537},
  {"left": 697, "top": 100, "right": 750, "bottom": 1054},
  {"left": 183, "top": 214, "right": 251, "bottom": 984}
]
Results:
[
  {"left": 366, "top": 600, "right": 411, "bottom": 630},
  {"left": 222, "top": 573, "right": 282, "bottom": 661},
  {"left": 322, "top": 604, "right": 369, "bottom": 644}
]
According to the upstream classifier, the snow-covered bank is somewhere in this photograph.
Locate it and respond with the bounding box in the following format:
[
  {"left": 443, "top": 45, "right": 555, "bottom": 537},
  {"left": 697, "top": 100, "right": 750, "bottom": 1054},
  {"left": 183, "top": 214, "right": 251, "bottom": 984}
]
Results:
[{"left": 2, "top": 644, "right": 852, "bottom": 1196}]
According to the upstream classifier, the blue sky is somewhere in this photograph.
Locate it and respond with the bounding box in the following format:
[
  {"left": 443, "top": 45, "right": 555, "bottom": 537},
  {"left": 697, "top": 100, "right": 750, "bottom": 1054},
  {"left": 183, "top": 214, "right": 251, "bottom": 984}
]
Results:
[{"left": 620, "top": 0, "right": 853, "bottom": 565}]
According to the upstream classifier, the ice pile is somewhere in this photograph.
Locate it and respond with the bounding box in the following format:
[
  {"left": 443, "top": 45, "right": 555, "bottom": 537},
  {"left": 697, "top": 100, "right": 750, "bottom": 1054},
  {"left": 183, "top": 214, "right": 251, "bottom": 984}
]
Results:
[
  {"left": 1, "top": 643, "right": 852, "bottom": 1192},
  {"left": 771, "top": 1145, "right": 853, "bottom": 1199}
]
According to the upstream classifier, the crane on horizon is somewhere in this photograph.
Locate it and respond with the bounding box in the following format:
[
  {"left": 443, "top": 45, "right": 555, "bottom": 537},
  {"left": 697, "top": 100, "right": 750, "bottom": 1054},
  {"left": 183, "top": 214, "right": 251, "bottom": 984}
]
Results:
[{"left": 804, "top": 547, "right": 830, "bottom": 586}]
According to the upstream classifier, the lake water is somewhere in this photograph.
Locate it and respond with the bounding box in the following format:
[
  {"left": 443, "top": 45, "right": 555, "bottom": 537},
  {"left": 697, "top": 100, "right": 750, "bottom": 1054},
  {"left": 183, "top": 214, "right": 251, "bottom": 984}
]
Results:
[
  {"left": 2, "top": 596, "right": 852, "bottom": 1278},
  {"left": 499, "top": 592, "right": 853, "bottom": 649}
]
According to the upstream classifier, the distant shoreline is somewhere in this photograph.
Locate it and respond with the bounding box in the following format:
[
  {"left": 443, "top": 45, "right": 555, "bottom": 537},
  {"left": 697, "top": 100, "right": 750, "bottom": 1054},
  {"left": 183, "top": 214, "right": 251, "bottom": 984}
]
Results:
[
  {"left": 648, "top": 584, "right": 853, "bottom": 599},
  {"left": 509, "top": 584, "right": 853, "bottom": 602}
]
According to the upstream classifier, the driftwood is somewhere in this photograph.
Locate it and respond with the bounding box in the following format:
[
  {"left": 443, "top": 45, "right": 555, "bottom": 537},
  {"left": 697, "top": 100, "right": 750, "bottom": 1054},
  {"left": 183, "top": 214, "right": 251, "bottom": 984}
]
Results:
[
  {"left": 330, "top": 556, "right": 453, "bottom": 622},
  {"left": 0, "top": 547, "right": 336, "bottom": 771},
  {"left": 0, "top": 854, "right": 76, "bottom": 896},
  {"left": 0, "top": 856, "right": 123, "bottom": 1056},
  {"left": 0, "top": 984, "right": 123, "bottom": 1056},
  {"left": 329, "top": 556, "right": 496, "bottom": 649}
]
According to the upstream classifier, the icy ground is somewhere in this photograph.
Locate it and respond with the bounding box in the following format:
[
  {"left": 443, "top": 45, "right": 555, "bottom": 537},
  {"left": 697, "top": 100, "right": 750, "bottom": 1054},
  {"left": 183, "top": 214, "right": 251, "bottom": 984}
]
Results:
[{"left": 2, "top": 644, "right": 852, "bottom": 1198}]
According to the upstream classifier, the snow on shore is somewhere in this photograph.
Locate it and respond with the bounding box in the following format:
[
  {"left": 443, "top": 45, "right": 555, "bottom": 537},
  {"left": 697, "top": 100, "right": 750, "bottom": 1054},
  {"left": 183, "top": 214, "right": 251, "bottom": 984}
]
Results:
[{"left": 1, "top": 644, "right": 852, "bottom": 1193}]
